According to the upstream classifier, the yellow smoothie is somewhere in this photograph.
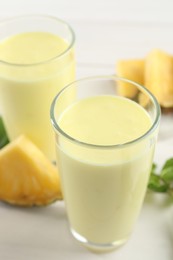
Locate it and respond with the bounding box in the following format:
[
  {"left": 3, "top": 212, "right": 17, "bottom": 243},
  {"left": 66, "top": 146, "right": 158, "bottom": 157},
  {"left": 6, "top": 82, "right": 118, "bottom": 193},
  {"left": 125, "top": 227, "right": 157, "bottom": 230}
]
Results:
[
  {"left": 0, "top": 32, "right": 75, "bottom": 160},
  {"left": 57, "top": 95, "right": 154, "bottom": 246}
]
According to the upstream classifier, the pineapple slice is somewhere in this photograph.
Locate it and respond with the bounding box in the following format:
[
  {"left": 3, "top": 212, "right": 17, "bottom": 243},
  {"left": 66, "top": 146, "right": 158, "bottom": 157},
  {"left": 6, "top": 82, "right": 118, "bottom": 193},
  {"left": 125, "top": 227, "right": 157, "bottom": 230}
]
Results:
[
  {"left": 116, "top": 59, "right": 145, "bottom": 98},
  {"left": 0, "top": 135, "right": 62, "bottom": 206},
  {"left": 145, "top": 49, "right": 173, "bottom": 107}
]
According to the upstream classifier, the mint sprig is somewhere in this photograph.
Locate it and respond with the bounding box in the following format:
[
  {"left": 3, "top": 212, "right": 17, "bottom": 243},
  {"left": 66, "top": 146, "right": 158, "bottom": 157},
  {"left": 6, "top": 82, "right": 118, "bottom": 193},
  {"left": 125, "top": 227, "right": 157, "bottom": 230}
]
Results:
[
  {"left": 148, "top": 159, "right": 173, "bottom": 196},
  {"left": 0, "top": 116, "right": 9, "bottom": 148}
]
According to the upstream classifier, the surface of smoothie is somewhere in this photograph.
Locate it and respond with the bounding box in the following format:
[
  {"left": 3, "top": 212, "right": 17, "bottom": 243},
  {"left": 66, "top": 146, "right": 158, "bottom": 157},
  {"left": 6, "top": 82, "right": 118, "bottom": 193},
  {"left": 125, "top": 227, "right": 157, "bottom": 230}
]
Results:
[
  {"left": 57, "top": 95, "right": 154, "bottom": 245},
  {"left": 0, "top": 32, "right": 75, "bottom": 160}
]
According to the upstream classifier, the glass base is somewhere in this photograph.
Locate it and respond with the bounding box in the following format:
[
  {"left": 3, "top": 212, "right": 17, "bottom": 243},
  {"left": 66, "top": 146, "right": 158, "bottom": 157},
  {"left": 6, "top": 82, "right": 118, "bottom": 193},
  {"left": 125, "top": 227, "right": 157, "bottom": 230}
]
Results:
[{"left": 71, "top": 228, "right": 129, "bottom": 253}]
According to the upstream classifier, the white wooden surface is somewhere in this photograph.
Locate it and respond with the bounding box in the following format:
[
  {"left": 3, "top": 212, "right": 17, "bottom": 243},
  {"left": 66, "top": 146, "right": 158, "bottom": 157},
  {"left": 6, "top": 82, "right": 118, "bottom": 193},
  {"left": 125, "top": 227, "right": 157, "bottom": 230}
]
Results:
[{"left": 0, "top": 0, "right": 173, "bottom": 259}]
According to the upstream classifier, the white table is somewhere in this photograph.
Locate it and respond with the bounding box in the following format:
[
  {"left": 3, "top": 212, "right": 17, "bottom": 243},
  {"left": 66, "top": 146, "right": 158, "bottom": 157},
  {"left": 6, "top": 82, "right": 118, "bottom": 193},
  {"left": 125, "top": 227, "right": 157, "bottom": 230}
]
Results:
[{"left": 0, "top": 1, "right": 173, "bottom": 259}]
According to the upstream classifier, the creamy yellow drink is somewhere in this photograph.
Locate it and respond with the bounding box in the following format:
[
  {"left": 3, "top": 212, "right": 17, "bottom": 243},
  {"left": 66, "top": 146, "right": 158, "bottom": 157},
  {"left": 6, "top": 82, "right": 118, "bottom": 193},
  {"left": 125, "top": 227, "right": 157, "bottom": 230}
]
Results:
[
  {"left": 57, "top": 95, "right": 154, "bottom": 247},
  {"left": 0, "top": 32, "right": 75, "bottom": 160}
]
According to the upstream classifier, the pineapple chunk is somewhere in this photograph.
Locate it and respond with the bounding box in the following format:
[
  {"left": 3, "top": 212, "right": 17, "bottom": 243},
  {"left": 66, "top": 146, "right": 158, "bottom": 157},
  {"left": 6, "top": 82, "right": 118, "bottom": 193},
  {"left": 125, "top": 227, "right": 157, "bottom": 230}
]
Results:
[
  {"left": 116, "top": 59, "right": 145, "bottom": 98},
  {"left": 145, "top": 49, "right": 173, "bottom": 107},
  {"left": 0, "top": 135, "right": 62, "bottom": 206}
]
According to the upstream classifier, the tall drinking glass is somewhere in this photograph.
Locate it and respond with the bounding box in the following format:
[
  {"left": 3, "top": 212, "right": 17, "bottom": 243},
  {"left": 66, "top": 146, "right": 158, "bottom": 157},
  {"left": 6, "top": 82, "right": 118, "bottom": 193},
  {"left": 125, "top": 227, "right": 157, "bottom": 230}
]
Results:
[
  {"left": 0, "top": 15, "right": 75, "bottom": 161},
  {"left": 50, "top": 76, "right": 160, "bottom": 252}
]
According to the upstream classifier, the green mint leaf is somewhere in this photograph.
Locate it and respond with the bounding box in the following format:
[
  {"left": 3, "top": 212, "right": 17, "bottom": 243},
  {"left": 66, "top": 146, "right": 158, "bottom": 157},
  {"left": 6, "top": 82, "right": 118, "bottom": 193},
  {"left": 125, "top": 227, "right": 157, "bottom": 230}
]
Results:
[
  {"left": 0, "top": 135, "right": 9, "bottom": 148},
  {"left": 162, "top": 158, "right": 173, "bottom": 171},
  {"left": 148, "top": 173, "right": 168, "bottom": 193},
  {"left": 161, "top": 166, "right": 173, "bottom": 182},
  {"left": 160, "top": 158, "right": 173, "bottom": 183},
  {"left": 151, "top": 163, "right": 157, "bottom": 174},
  {"left": 0, "top": 117, "right": 9, "bottom": 148}
]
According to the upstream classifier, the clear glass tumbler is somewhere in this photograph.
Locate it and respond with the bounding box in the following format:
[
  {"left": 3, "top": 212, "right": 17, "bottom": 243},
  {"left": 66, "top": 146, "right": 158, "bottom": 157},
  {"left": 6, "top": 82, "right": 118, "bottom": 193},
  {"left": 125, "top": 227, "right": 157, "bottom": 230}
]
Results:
[
  {"left": 0, "top": 15, "right": 75, "bottom": 161},
  {"left": 50, "top": 76, "right": 160, "bottom": 252}
]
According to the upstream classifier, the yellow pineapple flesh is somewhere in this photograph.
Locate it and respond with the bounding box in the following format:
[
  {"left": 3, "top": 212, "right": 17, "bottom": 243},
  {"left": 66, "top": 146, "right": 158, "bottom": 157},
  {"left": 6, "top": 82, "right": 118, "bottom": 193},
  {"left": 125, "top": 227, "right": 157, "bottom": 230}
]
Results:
[
  {"left": 145, "top": 49, "right": 173, "bottom": 107},
  {"left": 0, "top": 135, "right": 62, "bottom": 206},
  {"left": 116, "top": 59, "right": 145, "bottom": 98}
]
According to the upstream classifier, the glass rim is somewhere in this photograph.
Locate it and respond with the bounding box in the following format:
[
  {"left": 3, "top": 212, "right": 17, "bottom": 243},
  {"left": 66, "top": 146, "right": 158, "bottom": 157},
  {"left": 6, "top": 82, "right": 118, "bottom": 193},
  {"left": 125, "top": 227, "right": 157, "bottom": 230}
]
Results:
[
  {"left": 50, "top": 75, "right": 161, "bottom": 150},
  {"left": 0, "top": 14, "right": 75, "bottom": 67}
]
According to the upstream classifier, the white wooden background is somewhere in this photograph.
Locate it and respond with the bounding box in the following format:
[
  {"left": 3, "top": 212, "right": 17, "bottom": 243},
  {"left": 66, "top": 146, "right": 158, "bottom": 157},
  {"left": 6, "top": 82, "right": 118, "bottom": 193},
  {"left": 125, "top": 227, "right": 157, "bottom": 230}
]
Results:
[{"left": 0, "top": 1, "right": 173, "bottom": 259}]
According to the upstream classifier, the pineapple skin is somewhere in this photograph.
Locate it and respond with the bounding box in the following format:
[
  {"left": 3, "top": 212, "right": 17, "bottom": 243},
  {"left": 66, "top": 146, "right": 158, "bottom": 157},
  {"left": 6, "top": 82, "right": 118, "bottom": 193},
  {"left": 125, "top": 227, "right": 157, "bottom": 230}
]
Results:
[{"left": 0, "top": 135, "right": 62, "bottom": 206}]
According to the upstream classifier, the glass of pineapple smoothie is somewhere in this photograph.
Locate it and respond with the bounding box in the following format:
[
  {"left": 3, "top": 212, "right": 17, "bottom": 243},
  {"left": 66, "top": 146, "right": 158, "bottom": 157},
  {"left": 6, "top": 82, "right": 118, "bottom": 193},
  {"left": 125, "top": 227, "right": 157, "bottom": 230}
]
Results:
[
  {"left": 50, "top": 76, "right": 160, "bottom": 252},
  {"left": 0, "top": 15, "right": 75, "bottom": 161}
]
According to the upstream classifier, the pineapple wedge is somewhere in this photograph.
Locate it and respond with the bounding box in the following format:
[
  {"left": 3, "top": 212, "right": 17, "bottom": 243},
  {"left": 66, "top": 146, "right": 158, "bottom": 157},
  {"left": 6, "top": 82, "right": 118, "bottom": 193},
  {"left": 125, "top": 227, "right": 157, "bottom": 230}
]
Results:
[
  {"left": 0, "top": 135, "right": 62, "bottom": 206},
  {"left": 116, "top": 59, "right": 145, "bottom": 98},
  {"left": 145, "top": 49, "right": 173, "bottom": 107}
]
